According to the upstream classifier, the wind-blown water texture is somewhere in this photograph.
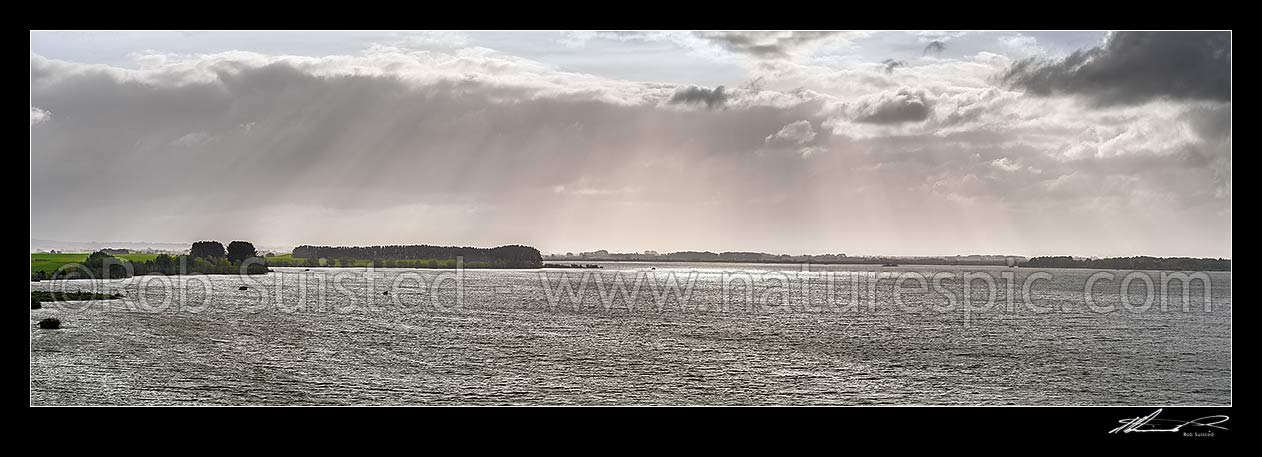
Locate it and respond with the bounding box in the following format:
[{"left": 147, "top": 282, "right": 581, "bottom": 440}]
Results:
[{"left": 30, "top": 263, "right": 1231, "bottom": 405}]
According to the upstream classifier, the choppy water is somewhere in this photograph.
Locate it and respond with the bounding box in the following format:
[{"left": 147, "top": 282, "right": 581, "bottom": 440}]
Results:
[{"left": 30, "top": 263, "right": 1231, "bottom": 405}]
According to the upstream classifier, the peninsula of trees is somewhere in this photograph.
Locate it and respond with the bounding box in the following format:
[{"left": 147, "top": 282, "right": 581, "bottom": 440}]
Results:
[{"left": 287, "top": 244, "right": 542, "bottom": 269}]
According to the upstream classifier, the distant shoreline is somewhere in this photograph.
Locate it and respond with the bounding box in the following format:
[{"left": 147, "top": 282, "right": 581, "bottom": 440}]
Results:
[{"left": 557, "top": 258, "right": 1232, "bottom": 272}]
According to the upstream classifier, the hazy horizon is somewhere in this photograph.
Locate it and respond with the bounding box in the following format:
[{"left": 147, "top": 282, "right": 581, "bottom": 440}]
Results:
[
  {"left": 31, "top": 31, "right": 1231, "bottom": 258},
  {"left": 29, "top": 236, "right": 1230, "bottom": 260}
]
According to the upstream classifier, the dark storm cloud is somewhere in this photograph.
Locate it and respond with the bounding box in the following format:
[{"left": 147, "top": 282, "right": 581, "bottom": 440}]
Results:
[
  {"left": 923, "top": 41, "right": 946, "bottom": 55},
  {"left": 849, "top": 87, "right": 932, "bottom": 124},
  {"left": 882, "top": 59, "right": 906, "bottom": 74},
  {"left": 668, "top": 85, "right": 728, "bottom": 109},
  {"left": 999, "top": 31, "right": 1231, "bottom": 105},
  {"left": 694, "top": 31, "right": 840, "bottom": 59}
]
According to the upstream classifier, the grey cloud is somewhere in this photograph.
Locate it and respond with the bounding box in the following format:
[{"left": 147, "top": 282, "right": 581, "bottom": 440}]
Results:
[
  {"left": 1181, "top": 104, "right": 1232, "bottom": 141},
  {"left": 740, "top": 76, "right": 766, "bottom": 91},
  {"left": 938, "top": 88, "right": 1017, "bottom": 127},
  {"left": 923, "top": 41, "right": 946, "bottom": 55},
  {"left": 846, "top": 128, "right": 1225, "bottom": 213},
  {"left": 31, "top": 57, "right": 834, "bottom": 244},
  {"left": 848, "top": 87, "right": 933, "bottom": 124},
  {"left": 694, "top": 31, "right": 840, "bottom": 59},
  {"left": 668, "top": 85, "right": 728, "bottom": 109},
  {"left": 882, "top": 59, "right": 906, "bottom": 74},
  {"left": 999, "top": 31, "right": 1231, "bottom": 105}
]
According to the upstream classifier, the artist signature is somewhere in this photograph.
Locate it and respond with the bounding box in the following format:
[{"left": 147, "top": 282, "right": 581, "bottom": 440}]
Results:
[{"left": 1110, "top": 409, "right": 1229, "bottom": 434}]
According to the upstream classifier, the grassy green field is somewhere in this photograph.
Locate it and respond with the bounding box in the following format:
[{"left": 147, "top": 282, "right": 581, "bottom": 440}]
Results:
[{"left": 31, "top": 253, "right": 161, "bottom": 275}]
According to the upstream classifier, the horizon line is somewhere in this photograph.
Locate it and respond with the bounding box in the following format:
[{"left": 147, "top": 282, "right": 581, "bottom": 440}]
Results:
[{"left": 29, "top": 238, "right": 1232, "bottom": 260}]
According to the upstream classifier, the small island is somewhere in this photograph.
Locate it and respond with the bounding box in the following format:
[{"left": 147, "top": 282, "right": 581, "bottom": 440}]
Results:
[
  {"left": 32, "top": 290, "right": 124, "bottom": 309},
  {"left": 268, "top": 244, "right": 543, "bottom": 269}
]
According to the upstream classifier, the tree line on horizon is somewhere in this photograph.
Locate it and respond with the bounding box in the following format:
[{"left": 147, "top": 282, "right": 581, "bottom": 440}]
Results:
[
  {"left": 1022, "top": 256, "right": 1230, "bottom": 271},
  {"left": 291, "top": 244, "right": 542, "bottom": 268}
]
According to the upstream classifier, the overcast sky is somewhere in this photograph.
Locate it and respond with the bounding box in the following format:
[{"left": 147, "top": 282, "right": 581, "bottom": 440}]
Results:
[{"left": 30, "top": 31, "right": 1231, "bottom": 257}]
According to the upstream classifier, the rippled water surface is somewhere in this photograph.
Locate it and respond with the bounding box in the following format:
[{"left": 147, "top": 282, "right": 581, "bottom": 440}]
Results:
[{"left": 30, "top": 263, "right": 1231, "bottom": 405}]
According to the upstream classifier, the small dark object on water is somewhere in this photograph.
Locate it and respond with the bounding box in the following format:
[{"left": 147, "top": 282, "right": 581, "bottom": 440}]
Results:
[
  {"left": 882, "top": 263, "right": 899, "bottom": 267},
  {"left": 383, "top": 291, "right": 390, "bottom": 296},
  {"left": 239, "top": 286, "right": 248, "bottom": 290},
  {"left": 38, "top": 318, "right": 60, "bottom": 329},
  {"left": 32, "top": 300, "right": 42, "bottom": 310}
]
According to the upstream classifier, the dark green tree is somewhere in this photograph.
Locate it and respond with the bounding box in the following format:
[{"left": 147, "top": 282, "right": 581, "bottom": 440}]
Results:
[
  {"left": 227, "top": 241, "right": 257, "bottom": 264},
  {"left": 190, "top": 241, "right": 226, "bottom": 259},
  {"left": 154, "top": 253, "right": 176, "bottom": 274},
  {"left": 83, "top": 250, "right": 129, "bottom": 278}
]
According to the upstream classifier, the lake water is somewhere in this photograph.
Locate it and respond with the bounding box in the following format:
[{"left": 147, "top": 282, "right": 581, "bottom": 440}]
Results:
[{"left": 30, "top": 263, "right": 1231, "bottom": 405}]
